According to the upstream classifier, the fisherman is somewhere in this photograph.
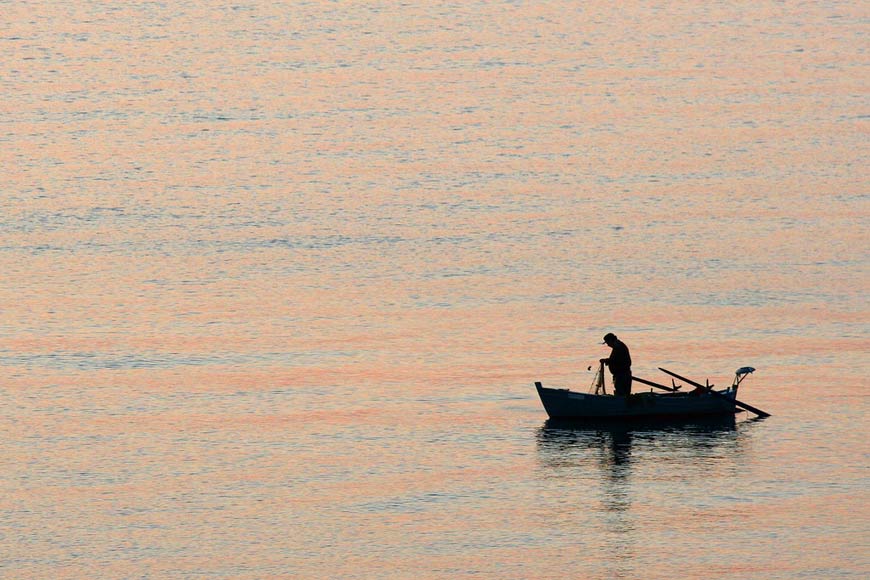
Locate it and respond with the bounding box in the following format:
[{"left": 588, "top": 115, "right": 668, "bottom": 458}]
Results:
[{"left": 600, "top": 333, "right": 632, "bottom": 397}]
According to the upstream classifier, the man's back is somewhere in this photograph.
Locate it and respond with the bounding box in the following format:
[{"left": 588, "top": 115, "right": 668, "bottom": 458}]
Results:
[{"left": 609, "top": 339, "right": 631, "bottom": 375}]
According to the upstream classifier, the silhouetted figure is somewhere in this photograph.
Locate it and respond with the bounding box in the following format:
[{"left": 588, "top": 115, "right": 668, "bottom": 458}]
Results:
[{"left": 600, "top": 333, "right": 632, "bottom": 397}]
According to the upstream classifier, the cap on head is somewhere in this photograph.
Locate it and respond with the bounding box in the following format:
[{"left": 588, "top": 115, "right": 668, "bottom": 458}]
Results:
[{"left": 602, "top": 333, "right": 617, "bottom": 345}]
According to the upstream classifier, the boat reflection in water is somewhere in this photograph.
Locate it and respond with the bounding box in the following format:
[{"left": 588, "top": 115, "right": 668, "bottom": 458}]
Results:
[
  {"left": 536, "top": 414, "right": 744, "bottom": 474},
  {"left": 535, "top": 415, "right": 754, "bottom": 577},
  {"left": 537, "top": 414, "right": 745, "bottom": 468}
]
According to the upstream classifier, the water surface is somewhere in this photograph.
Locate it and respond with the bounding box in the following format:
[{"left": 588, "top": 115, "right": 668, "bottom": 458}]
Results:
[{"left": 1, "top": 1, "right": 867, "bottom": 578}]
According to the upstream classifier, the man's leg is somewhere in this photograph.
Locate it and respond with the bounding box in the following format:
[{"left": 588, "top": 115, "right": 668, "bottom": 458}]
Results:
[{"left": 614, "top": 373, "right": 632, "bottom": 396}]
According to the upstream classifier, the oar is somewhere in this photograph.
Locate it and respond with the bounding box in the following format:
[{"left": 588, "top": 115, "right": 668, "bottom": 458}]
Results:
[
  {"left": 658, "top": 367, "right": 770, "bottom": 418},
  {"left": 632, "top": 376, "right": 678, "bottom": 392}
]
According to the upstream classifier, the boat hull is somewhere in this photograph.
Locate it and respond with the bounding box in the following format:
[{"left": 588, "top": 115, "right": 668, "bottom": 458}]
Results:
[{"left": 535, "top": 381, "right": 739, "bottom": 420}]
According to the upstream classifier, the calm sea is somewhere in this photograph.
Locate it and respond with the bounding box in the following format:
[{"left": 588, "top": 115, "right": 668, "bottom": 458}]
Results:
[{"left": 1, "top": 1, "right": 867, "bottom": 578}]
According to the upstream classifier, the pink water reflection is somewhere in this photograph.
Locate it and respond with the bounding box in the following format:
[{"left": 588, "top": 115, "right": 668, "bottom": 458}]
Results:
[{"left": 2, "top": 0, "right": 868, "bottom": 577}]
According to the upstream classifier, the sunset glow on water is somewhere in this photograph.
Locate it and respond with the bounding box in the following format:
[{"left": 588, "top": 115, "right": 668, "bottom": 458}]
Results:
[{"left": 1, "top": 1, "right": 867, "bottom": 578}]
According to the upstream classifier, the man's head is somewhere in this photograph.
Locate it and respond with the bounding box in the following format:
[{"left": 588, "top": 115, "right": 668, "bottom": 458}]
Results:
[{"left": 602, "top": 333, "right": 617, "bottom": 346}]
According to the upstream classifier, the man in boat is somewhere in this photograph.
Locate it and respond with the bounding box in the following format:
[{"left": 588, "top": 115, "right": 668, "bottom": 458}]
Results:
[{"left": 600, "top": 333, "right": 632, "bottom": 397}]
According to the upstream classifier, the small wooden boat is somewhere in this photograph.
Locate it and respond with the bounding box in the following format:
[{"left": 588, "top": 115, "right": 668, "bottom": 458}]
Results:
[{"left": 535, "top": 366, "right": 765, "bottom": 420}]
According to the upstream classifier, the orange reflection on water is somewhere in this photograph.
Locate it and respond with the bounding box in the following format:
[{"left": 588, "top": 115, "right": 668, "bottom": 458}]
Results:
[{"left": 2, "top": 0, "right": 867, "bottom": 577}]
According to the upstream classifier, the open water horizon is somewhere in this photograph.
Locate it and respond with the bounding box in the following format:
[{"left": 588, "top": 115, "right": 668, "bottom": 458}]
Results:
[{"left": 1, "top": 1, "right": 867, "bottom": 578}]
